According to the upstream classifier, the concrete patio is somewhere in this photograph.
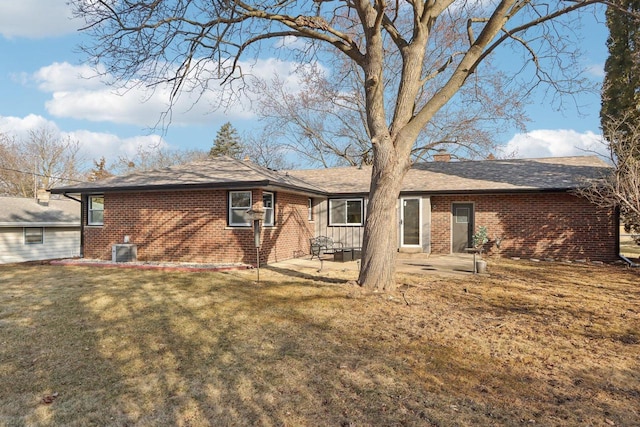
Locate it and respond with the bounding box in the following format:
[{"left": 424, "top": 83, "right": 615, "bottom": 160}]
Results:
[
  {"left": 269, "top": 252, "right": 480, "bottom": 278},
  {"left": 50, "top": 252, "right": 482, "bottom": 278}
]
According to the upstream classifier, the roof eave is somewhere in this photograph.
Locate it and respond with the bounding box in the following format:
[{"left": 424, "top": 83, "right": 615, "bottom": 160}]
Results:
[
  {"left": 399, "top": 187, "right": 576, "bottom": 195},
  {"left": 52, "top": 180, "right": 328, "bottom": 196},
  {"left": 326, "top": 187, "right": 580, "bottom": 197}
]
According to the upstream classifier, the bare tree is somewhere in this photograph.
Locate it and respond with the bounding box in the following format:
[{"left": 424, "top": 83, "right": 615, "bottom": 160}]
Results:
[
  {"left": 253, "top": 43, "right": 527, "bottom": 167},
  {"left": 87, "top": 156, "right": 114, "bottom": 182},
  {"left": 113, "top": 144, "right": 208, "bottom": 174},
  {"left": 254, "top": 64, "right": 374, "bottom": 167},
  {"left": 242, "top": 131, "right": 297, "bottom": 170},
  {"left": 73, "top": 0, "right": 609, "bottom": 290},
  {"left": 0, "top": 133, "right": 27, "bottom": 196},
  {"left": 0, "top": 127, "right": 83, "bottom": 197},
  {"left": 578, "top": 115, "right": 640, "bottom": 244}
]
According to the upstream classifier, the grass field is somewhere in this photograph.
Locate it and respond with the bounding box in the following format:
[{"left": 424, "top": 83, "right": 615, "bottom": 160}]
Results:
[
  {"left": 0, "top": 260, "right": 638, "bottom": 426},
  {"left": 620, "top": 229, "right": 640, "bottom": 260},
  {"left": 620, "top": 240, "right": 640, "bottom": 260}
]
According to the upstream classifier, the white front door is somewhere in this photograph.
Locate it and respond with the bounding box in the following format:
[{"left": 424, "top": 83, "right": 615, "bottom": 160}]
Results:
[{"left": 400, "top": 197, "right": 421, "bottom": 247}]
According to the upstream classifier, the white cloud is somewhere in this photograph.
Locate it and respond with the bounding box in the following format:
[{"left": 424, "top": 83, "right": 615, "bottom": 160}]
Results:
[
  {"left": 275, "top": 36, "right": 311, "bottom": 51},
  {"left": 586, "top": 62, "right": 605, "bottom": 79},
  {"left": 0, "top": 0, "right": 80, "bottom": 39},
  {"left": 67, "top": 130, "right": 168, "bottom": 164},
  {"left": 0, "top": 114, "right": 54, "bottom": 138},
  {"left": 0, "top": 114, "right": 168, "bottom": 166},
  {"left": 31, "top": 58, "right": 309, "bottom": 127},
  {"left": 34, "top": 62, "right": 108, "bottom": 92},
  {"left": 499, "top": 129, "right": 608, "bottom": 159}
]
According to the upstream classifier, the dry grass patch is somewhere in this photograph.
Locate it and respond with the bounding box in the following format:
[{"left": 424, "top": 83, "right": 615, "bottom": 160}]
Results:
[
  {"left": 621, "top": 241, "right": 640, "bottom": 260},
  {"left": 0, "top": 260, "right": 638, "bottom": 426}
]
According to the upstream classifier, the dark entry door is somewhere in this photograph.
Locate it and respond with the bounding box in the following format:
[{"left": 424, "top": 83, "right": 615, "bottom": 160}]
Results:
[{"left": 452, "top": 203, "right": 474, "bottom": 253}]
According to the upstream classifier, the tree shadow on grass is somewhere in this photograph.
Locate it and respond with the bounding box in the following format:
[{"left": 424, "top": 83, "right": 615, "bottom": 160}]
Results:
[
  {"left": 262, "top": 264, "right": 352, "bottom": 285},
  {"left": 3, "top": 264, "right": 639, "bottom": 426},
  {"left": 0, "top": 266, "right": 131, "bottom": 426},
  {"left": 57, "top": 269, "right": 390, "bottom": 426}
]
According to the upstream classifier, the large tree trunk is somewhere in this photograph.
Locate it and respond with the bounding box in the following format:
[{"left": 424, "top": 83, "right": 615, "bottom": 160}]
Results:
[{"left": 357, "top": 141, "right": 410, "bottom": 291}]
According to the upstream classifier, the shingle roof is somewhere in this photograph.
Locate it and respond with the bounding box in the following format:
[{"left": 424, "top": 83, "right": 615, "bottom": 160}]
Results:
[
  {"left": 51, "top": 156, "right": 325, "bottom": 195},
  {"left": 286, "top": 156, "right": 611, "bottom": 194},
  {"left": 50, "top": 155, "right": 610, "bottom": 196},
  {"left": 0, "top": 197, "right": 80, "bottom": 227}
]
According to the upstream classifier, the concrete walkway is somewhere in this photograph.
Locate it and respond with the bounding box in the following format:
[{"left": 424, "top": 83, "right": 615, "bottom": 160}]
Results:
[{"left": 269, "top": 252, "right": 478, "bottom": 277}]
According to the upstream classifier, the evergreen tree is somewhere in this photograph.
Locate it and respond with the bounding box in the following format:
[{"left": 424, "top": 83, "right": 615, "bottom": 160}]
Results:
[
  {"left": 209, "top": 122, "right": 244, "bottom": 159},
  {"left": 600, "top": 2, "right": 640, "bottom": 242},
  {"left": 600, "top": 0, "right": 640, "bottom": 146}
]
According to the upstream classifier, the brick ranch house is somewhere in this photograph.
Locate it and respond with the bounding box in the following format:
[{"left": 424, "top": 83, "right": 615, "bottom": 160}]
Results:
[{"left": 51, "top": 155, "right": 619, "bottom": 265}]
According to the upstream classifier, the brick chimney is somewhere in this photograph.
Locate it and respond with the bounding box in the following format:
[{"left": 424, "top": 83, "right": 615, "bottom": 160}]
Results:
[{"left": 433, "top": 149, "right": 451, "bottom": 162}]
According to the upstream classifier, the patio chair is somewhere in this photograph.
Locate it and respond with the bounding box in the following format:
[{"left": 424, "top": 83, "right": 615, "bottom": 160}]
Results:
[{"left": 309, "top": 236, "right": 343, "bottom": 259}]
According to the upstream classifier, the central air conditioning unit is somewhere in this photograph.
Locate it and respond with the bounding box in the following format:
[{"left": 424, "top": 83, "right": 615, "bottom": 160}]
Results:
[{"left": 112, "top": 244, "right": 137, "bottom": 262}]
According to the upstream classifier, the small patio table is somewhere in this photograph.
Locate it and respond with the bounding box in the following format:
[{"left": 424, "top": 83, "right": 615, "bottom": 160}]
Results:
[{"left": 333, "top": 247, "right": 362, "bottom": 262}]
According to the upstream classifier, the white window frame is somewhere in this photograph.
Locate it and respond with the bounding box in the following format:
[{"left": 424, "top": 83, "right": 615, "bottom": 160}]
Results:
[
  {"left": 228, "top": 191, "right": 252, "bottom": 227},
  {"left": 263, "top": 191, "right": 274, "bottom": 227},
  {"left": 24, "top": 227, "right": 44, "bottom": 245},
  {"left": 308, "top": 198, "right": 313, "bottom": 221},
  {"left": 88, "top": 195, "right": 104, "bottom": 226},
  {"left": 329, "top": 198, "right": 364, "bottom": 226},
  {"left": 400, "top": 197, "right": 422, "bottom": 248}
]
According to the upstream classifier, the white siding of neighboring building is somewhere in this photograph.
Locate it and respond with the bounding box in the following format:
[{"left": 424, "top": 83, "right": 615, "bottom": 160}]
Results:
[{"left": 0, "top": 227, "right": 80, "bottom": 264}]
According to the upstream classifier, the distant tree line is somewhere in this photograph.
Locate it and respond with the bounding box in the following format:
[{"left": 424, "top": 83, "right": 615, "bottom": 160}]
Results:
[
  {"left": 0, "top": 127, "right": 83, "bottom": 198},
  {"left": 0, "top": 122, "right": 293, "bottom": 198}
]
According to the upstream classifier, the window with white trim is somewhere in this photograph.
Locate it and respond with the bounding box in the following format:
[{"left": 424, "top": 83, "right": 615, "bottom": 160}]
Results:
[
  {"left": 24, "top": 227, "right": 44, "bottom": 244},
  {"left": 308, "top": 198, "right": 313, "bottom": 221},
  {"left": 229, "top": 191, "right": 252, "bottom": 226},
  {"left": 329, "top": 198, "right": 363, "bottom": 226},
  {"left": 263, "top": 192, "right": 274, "bottom": 226},
  {"left": 88, "top": 195, "right": 104, "bottom": 225}
]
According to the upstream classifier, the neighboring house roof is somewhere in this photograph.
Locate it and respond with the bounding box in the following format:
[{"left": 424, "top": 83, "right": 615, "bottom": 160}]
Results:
[
  {"left": 286, "top": 156, "right": 611, "bottom": 195},
  {"left": 0, "top": 197, "right": 81, "bottom": 227},
  {"left": 51, "top": 156, "right": 326, "bottom": 195},
  {"left": 50, "top": 155, "right": 610, "bottom": 196}
]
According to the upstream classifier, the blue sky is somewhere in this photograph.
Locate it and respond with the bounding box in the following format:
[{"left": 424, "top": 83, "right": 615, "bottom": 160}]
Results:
[{"left": 0, "top": 1, "right": 611, "bottom": 170}]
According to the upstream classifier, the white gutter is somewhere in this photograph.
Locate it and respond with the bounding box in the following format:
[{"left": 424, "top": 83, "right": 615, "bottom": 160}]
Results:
[{"left": 0, "top": 222, "right": 81, "bottom": 227}]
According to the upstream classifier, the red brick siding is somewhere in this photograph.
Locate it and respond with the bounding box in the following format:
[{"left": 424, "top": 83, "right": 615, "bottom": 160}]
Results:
[
  {"left": 430, "top": 193, "right": 618, "bottom": 261},
  {"left": 83, "top": 189, "right": 313, "bottom": 265}
]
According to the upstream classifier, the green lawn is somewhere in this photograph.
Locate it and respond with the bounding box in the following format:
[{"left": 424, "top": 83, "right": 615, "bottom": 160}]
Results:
[{"left": 0, "top": 260, "right": 639, "bottom": 426}]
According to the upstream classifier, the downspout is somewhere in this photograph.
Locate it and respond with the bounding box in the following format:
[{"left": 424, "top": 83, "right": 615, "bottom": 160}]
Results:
[
  {"left": 63, "top": 193, "right": 84, "bottom": 258},
  {"left": 619, "top": 254, "right": 639, "bottom": 267},
  {"left": 62, "top": 193, "right": 81, "bottom": 203}
]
